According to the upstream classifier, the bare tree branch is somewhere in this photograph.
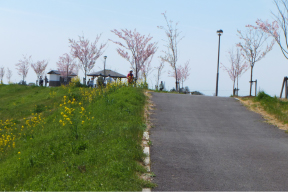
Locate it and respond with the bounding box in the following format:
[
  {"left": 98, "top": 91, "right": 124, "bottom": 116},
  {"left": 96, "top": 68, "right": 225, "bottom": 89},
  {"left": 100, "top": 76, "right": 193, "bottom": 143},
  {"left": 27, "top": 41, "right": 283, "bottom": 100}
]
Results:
[
  {"left": 158, "top": 12, "right": 186, "bottom": 90},
  {"left": 15, "top": 55, "right": 31, "bottom": 82}
]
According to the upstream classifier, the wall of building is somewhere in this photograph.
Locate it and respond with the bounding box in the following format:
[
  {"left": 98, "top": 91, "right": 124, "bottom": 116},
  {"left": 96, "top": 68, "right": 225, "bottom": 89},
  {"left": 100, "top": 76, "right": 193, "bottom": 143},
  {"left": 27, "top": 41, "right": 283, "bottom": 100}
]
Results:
[
  {"left": 49, "top": 74, "right": 60, "bottom": 81},
  {"left": 49, "top": 74, "right": 61, "bottom": 86}
]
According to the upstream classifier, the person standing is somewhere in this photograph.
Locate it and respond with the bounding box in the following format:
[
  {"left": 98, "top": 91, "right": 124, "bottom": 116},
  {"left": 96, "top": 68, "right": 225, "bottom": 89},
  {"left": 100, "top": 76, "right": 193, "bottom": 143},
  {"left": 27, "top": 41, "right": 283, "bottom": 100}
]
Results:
[
  {"left": 97, "top": 75, "right": 104, "bottom": 87},
  {"left": 44, "top": 76, "right": 48, "bottom": 87},
  {"left": 39, "top": 76, "right": 43, "bottom": 86},
  {"left": 159, "top": 81, "right": 164, "bottom": 91},
  {"left": 127, "top": 70, "right": 134, "bottom": 85}
]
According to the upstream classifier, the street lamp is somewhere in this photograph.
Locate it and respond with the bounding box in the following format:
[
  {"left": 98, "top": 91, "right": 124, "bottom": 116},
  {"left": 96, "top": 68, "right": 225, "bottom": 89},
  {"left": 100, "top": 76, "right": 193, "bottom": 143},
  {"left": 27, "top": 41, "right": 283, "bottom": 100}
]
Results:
[
  {"left": 104, "top": 56, "right": 107, "bottom": 80},
  {"left": 215, "top": 29, "right": 223, "bottom": 97}
]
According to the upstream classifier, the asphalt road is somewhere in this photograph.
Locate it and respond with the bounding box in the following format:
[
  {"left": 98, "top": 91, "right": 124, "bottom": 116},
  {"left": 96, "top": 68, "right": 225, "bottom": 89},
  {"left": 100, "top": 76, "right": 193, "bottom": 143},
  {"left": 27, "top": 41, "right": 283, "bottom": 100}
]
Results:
[{"left": 150, "top": 92, "right": 288, "bottom": 191}]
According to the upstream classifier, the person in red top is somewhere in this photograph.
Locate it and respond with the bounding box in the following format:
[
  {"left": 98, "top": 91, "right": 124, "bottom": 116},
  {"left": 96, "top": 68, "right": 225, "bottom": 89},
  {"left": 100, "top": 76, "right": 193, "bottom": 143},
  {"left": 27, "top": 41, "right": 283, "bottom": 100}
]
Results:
[{"left": 127, "top": 70, "right": 134, "bottom": 85}]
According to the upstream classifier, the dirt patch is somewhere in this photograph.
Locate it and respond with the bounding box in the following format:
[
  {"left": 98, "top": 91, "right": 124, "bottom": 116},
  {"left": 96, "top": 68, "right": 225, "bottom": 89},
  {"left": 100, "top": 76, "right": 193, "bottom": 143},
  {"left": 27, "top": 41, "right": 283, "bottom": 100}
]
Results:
[
  {"left": 143, "top": 91, "right": 155, "bottom": 132},
  {"left": 237, "top": 97, "right": 288, "bottom": 131}
]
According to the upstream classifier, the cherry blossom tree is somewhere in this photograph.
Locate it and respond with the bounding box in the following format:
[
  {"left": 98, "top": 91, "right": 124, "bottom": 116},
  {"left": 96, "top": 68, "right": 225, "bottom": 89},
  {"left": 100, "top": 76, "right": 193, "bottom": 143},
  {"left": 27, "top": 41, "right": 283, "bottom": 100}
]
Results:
[
  {"left": 57, "top": 53, "right": 78, "bottom": 84},
  {"left": 155, "top": 61, "right": 165, "bottom": 88},
  {"left": 179, "top": 61, "right": 190, "bottom": 88},
  {"left": 221, "top": 48, "right": 249, "bottom": 95},
  {"left": 110, "top": 29, "right": 157, "bottom": 81},
  {"left": 169, "top": 61, "right": 190, "bottom": 89},
  {"left": 255, "top": 1, "right": 288, "bottom": 59},
  {"left": 237, "top": 23, "right": 275, "bottom": 96},
  {"left": 6, "top": 68, "right": 12, "bottom": 83},
  {"left": 31, "top": 59, "right": 48, "bottom": 80},
  {"left": 15, "top": 55, "right": 31, "bottom": 82},
  {"left": 158, "top": 12, "right": 188, "bottom": 91},
  {"left": 0, "top": 67, "right": 4, "bottom": 84},
  {"left": 69, "top": 35, "right": 107, "bottom": 84}
]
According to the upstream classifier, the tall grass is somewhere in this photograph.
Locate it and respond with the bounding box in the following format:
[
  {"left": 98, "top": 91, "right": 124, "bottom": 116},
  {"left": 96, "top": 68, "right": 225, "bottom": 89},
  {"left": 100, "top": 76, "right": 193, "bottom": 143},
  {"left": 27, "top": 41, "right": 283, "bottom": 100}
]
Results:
[
  {"left": 0, "top": 83, "right": 153, "bottom": 190},
  {"left": 254, "top": 91, "right": 288, "bottom": 124}
]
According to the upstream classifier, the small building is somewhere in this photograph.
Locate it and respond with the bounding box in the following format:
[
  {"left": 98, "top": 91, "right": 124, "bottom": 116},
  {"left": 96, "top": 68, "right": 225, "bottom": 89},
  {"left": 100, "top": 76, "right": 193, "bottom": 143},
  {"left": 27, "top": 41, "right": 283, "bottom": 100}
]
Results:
[{"left": 47, "top": 70, "right": 77, "bottom": 86}]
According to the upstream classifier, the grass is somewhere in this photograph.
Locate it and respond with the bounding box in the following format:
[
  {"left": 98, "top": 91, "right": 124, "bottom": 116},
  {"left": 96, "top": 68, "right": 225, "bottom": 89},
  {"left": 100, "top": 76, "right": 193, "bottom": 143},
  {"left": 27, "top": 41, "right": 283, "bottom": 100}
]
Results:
[
  {"left": 243, "top": 91, "right": 288, "bottom": 124},
  {"left": 0, "top": 82, "right": 154, "bottom": 190}
]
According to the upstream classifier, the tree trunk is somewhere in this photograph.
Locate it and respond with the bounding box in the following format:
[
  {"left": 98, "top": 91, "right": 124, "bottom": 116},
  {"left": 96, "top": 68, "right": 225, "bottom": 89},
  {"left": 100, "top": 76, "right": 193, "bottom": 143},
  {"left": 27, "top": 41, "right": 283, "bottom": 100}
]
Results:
[
  {"left": 66, "top": 65, "right": 69, "bottom": 85},
  {"left": 175, "top": 68, "right": 178, "bottom": 91},
  {"left": 84, "top": 68, "right": 87, "bottom": 85},
  {"left": 249, "top": 66, "right": 253, "bottom": 96},
  {"left": 135, "top": 61, "right": 138, "bottom": 83},
  {"left": 157, "top": 70, "right": 160, "bottom": 89},
  {"left": 237, "top": 75, "right": 239, "bottom": 93},
  {"left": 233, "top": 79, "right": 235, "bottom": 96}
]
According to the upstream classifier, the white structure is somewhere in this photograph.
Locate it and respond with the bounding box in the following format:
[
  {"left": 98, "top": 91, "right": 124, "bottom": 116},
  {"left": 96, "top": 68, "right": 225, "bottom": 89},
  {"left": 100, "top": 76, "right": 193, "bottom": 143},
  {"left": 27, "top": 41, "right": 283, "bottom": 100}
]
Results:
[{"left": 47, "top": 70, "right": 77, "bottom": 86}]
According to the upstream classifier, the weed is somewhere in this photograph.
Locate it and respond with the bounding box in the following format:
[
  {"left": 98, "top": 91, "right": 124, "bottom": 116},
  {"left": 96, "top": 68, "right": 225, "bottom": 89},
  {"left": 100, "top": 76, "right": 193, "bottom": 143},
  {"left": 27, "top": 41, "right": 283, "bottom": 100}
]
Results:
[{"left": 147, "top": 140, "right": 153, "bottom": 146}]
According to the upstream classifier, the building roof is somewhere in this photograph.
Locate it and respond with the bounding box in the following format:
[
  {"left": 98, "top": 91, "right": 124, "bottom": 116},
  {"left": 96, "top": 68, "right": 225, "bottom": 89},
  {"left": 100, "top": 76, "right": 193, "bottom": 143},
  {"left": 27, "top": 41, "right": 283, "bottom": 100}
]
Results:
[
  {"left": 47, "top": 70, "right": 77, "bottom": 76},
  {"left": 87, "top": 69, "right": 126, "bottom": 78}
]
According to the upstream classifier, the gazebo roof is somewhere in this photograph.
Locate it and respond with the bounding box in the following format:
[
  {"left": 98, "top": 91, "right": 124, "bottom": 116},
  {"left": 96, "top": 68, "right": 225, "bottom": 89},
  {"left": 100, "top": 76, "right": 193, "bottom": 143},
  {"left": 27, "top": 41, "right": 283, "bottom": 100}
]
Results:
[
  {"left": 87, "top": 69, "right": 126, "bottom": 78},
  {"left": 47, "top": 70, "right": 77, "bottom": 76}
]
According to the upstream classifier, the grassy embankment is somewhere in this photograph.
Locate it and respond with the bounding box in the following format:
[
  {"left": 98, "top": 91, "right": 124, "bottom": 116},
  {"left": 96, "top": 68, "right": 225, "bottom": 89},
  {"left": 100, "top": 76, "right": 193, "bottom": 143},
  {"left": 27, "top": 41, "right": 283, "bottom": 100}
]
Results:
[
  {"left": 0, "top": 82, "right": 154, "bottom": 190},
  {"left": 240, "top": 91, "right": 288, "bottom": 130}
]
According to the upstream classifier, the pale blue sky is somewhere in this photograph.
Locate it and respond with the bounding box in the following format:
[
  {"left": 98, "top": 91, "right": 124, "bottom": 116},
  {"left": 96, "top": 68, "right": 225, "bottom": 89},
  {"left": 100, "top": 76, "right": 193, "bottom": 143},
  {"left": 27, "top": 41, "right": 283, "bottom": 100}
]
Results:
[{"left": 0, "top": 0, "right": 285, "bottom": 96}]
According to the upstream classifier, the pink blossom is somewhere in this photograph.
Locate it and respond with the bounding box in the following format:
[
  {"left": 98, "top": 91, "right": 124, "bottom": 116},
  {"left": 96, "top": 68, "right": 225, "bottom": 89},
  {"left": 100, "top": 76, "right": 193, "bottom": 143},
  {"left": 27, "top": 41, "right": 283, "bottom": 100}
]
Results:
[
  {"left": 169, "top": 61, "right": 190, "bottom": 88},
  {"left": 31, "top": 59, "right": 48, "bottom": 79},
  {"left": 69, "top": 35, "right": 107, "bottom": 84},
  {"left": 221, "top": 48, "right": 249, "bottom": 94},
  {"left": 110, "top": 29, "right": 157, "bottom": 80},
  {"left": 237, "top": 20, "right": 275, "bottom": 95},
  {"left": 57, "top": 53, "right": 78, "bottom": 79}
]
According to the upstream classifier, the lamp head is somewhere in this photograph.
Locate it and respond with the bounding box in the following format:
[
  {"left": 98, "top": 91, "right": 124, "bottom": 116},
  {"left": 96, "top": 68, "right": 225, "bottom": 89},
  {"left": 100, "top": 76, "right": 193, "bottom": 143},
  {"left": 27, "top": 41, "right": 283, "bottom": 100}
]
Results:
[
  {"left": 217, "top": 29, "right": 223, "bottom": 35},
  {"left": 104, "top": 56, "right": 107, "bottom": 59}
]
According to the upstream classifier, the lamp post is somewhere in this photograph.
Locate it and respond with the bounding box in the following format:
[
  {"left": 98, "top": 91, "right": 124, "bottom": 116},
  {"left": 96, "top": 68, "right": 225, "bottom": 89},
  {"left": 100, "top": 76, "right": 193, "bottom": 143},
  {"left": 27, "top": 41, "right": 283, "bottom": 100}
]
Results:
[
  {"left": 215, "top": 29, "right": 223, "bottom": 97},
  {"left": 104, "top": 56, "right": 107, "bottom": 80}
]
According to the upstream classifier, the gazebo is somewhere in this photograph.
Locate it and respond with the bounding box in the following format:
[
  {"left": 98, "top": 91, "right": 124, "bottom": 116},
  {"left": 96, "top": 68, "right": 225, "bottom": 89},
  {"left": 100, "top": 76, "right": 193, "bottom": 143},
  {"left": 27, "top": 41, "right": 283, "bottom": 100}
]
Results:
[{"left": 87, "top": 69, "right": 127, "bottom": 80}]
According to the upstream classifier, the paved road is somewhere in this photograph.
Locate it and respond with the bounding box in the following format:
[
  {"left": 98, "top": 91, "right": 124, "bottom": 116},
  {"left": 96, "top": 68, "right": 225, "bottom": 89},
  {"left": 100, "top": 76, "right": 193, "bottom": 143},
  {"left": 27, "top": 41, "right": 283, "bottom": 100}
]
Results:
[{"left": 150, "top": 92, "right": 288, "bottom": 191}]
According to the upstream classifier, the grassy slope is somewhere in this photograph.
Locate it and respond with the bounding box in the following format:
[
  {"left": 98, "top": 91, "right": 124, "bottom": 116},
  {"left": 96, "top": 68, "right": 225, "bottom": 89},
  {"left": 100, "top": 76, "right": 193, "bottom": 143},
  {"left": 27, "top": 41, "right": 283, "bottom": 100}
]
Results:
[
  {"left": 0, "top": 85, "right": 69, "bottom": 120},
  {"left": 0, "top": 84, "right": 152, "bottom": 190},
  {"left": 241, "top": 91, "right": 288, "bottom": 125}
]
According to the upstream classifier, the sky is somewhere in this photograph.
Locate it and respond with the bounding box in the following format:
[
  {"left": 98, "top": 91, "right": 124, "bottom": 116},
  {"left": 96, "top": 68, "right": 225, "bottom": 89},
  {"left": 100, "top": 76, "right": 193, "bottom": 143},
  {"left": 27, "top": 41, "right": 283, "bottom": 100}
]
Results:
[{"left": 0, "top": 0, "right": 287, "bottom": 97}]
